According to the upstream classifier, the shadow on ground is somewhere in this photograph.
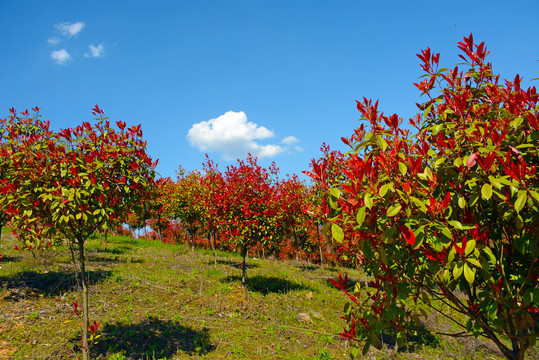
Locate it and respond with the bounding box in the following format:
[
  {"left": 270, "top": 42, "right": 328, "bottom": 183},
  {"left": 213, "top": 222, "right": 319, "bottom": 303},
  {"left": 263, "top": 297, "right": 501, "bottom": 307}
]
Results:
[
  {"left": 0, "top": 270, "right": 112, "bottom": 299},
  {"left": 216, "top": 258, "right": 259, "bottom": 270},
  {"left": 222, "top": 274, "right": 312, "bottom": 295},
  {"left": 90, "top": 246, "right": 131, "bottom": 255},
  {"left": 88, "top": 317, "right": 214, "bottom": 358},
  {"left": 0, "top": 255, "right": 22, "bottom": 263},
  {"left": 379, "top": 325, "right": 441, "bottom": 353}
]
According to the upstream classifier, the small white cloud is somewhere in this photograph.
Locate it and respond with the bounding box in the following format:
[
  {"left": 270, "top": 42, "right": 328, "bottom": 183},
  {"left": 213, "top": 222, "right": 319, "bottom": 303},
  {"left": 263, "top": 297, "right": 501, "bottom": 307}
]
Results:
[
  {"left": 282, "top": 136, "right": 299, "bottom": 145},
  {"left": 51, "top": 49, "right": 71, "bottom": 65},
  {"left": 187, "top": 111, "right": 287, "bottom": 160},
  {"left": 47, "top": 37, "right": 60, "bottom": 45},
  {"left": 294, "top": 146, "right": 304, "bottom": 152},
  {"left": 85, "top": 43, "right": 104, "bottom": 58},
  {"left": 55, "top": 21, "right": 85, "bottom": 37}
]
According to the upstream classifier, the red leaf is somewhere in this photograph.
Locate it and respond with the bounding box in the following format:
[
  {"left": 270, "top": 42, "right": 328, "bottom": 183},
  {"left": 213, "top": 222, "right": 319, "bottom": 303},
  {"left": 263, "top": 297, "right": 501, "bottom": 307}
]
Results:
[
  {"left": 467, "top": 153, "right": 478, "bottom": 169},
  {"left": 400, "top": 224, "right": 415, "bottom": 246}
]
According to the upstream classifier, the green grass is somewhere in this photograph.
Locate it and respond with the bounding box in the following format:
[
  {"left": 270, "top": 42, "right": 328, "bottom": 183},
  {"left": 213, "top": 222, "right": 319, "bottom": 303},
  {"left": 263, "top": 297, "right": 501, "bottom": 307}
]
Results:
[{"left": 0, "top": 230, "right": 535, "bottom": 359}]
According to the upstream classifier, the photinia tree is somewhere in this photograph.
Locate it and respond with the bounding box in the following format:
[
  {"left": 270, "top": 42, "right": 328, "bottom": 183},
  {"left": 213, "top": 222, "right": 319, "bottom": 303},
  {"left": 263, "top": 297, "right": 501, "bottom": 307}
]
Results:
[
  {"left": 221, "top": 155, "right": 281, "bottom": 284},
  {"left": 146, "top": 177, "right": 175, "bottom": 241},
  {"left": 275, "top": 175, "right": 311, "bottom": 260},
  {"left": 172, "top": 168, "right": 206, "bottom": 252},
  {"left": 202, "top": 156, "right": 226, "bottom": 264},
  {"left": 306, "top": 35, "right": 538, "bottom": 360},
  {"left": 0, "top": 106, "right": 157, "bottom": 360}
]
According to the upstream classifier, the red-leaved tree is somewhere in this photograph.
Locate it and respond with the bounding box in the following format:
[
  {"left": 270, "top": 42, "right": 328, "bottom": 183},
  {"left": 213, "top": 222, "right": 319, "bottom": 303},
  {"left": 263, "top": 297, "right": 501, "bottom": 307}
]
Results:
[
  {"left": 1, "top": 106, "right": 157, "bottom": 360},
  {"left": 306, "top": 35, "right": 538, "bottom": 360},
  {"left": 220, "top": 155, "right": 281, "bottom": 283}
]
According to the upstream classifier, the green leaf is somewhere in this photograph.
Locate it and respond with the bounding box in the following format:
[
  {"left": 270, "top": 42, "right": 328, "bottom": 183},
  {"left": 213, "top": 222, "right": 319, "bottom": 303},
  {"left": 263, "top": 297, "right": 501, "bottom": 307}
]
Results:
[
  {"left": 465, "top": 239, "right": 476, "bottom": 257},
  {"left": 331, "top": 224, "right": 344, "bottom": 243},
  {"left": 514, "top": 192, "right": 527, "bottom": 213},
  {"left": 387, "top": 204, "right": 402, "bottom": 217},
  {"left": 529, "top": 190, "right": 539, "bottom": 204},
  {"left": 379, "top": 245, "right": 388, "bottom": 265},
  {"left": 453, "top": 263, "right": 463, "bottom": 280},
  {"left": 362, "top": 338, "right": 371, "bottom": 356},
  {"left": 364, "top": 193, "right": 373, "bottom": 209},
  {"left": 424, "top": 104, "right": 433, "bottom": 118},
  {"left": 356, "top": 206, "right": 366, "bottom": 227},
  {"left": 378, "top": 137, "right": 388, "bottom": 152},
  {"left": 434, "top": 157, "right": 446, "bottom": 168},
  {"left": 330, "top": 187, "right": 341, "bottom": 199},
  {"left": 464, "top": 263, "right": 475, "bottom": 284},
  {"left": 398, "top": 162, "right": 407, "bottom": 176},
  {"left": 467, "top": 258, "right": 482, "bottom": 268},
  {"left": 458, "top": 197, "right": 466, "bottom": 209},
  {"left": 481, "top": 183, "right": 492, "bottom": 200},
  {"left": 448, "top": 220, "right": 463, "bottom": 230},
  {"left": 379, "top": 184, "right": 390, "bottom": 197},
  {"left": 424, "top": 167, "right": 433, "bottom": 181}
]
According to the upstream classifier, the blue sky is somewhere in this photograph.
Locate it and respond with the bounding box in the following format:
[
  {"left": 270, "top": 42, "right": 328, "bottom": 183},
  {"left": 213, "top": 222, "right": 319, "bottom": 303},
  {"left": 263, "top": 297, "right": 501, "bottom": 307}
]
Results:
[{"left": 1, "top": 1, "right": 538, "bottom": 181}]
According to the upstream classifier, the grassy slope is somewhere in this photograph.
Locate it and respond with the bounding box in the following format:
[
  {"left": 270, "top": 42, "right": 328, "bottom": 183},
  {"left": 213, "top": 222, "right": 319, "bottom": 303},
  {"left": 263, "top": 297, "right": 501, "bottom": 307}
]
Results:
[{"left": 0, "top": 231, "right": 534, "bottom": 360}]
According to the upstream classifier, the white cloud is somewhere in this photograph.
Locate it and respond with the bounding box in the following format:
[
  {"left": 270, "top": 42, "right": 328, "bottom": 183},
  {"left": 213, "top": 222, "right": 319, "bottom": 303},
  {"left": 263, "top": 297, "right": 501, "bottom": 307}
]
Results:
[
  {"left": 85, "top": 43, "right": 104, "bottom": 58},
  {"left": 55, "top": 21, "right": 85, "bottom": 37},
  {"left": 282, "top": 136, "right": 299, "bottom": 145},
  {"left": 187, "top": 111, "right": 287, "bottom": 160},
  {"left": 47, "top": 37, "right": 60, "bottom": 45},
  {"left": 50, "top": 49, "right": 71, "bottom": 65}
]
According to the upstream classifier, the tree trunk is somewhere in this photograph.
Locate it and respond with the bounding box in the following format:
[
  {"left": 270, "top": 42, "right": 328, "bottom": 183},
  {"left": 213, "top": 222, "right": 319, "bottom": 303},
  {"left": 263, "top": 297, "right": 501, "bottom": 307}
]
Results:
[
  {"left": 77, "top": 238, "right": 90, "bottom": 360},
  {"left": 241, "top": 247, "right": 247, "bottom": 285},
  {"left": 213, "top": 232, "right": 218, "bottom": 266},
  {"left": 316, "top": 223, "right": 324, "bottom": 266},
  {"left": 292, "top": 228, "right": 299, "bottom": 260},
  {"left": 190, "top": 231, "right": 195, "bottom": 252}
]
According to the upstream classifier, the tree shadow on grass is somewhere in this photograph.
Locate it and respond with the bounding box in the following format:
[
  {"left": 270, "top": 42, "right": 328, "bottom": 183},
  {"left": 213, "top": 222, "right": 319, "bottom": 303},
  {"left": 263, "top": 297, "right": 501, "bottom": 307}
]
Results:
[
  {"left": 88, "top": 317, "right": 214, "bottom": 359},
  {"left": 87, "top": 255, "right": 143, "bottom": 264},
  {"left": 222, "top": 275, "right": 313, "bottom": 295},
  {"left": 0, "top": 269, "right": 112, "bottom": 300},
  {"left": 380, "top": 325, "right": 441, "bottom": 352},
  {"left": 90, "top": 246, "right": 131, "bottom": 255},
  {"left": 216, "top": 258, "right": 259, "bottom": 270},
  {"left": 0, "top": 255, "right": 22, "bottom": 263}
]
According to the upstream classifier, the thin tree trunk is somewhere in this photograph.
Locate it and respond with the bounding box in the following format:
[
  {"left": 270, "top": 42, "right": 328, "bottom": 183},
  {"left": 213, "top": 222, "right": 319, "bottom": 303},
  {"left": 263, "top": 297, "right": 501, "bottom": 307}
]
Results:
[
  {"left": 241, "top": 247, "right": 247, "bottom": 285},
  {"left": 78, "top": 239, "right": 89, "bottom": 360},
  {"left": 262, "top": 246, "right": 265, "bottom": 259},
  {"left": 190, "top": 231, "right": 195, "bottom": 252},
  {"left": 316, "top": 223, "right": 324, "bottom": 266},
  {"left": 292, "top": 227, "right": 299, "bottom": 261},
  {"left": 213, "top": 232, "right": 218, "bottom": 266}
]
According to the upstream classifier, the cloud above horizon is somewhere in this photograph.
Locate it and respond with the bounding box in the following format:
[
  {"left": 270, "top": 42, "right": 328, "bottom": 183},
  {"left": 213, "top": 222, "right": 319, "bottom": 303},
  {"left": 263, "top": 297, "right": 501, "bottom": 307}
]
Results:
[
  {"left": 187, "top": 111, "right": 299, "bottom": 161},
  {"left": 55, "top": 21, "right": 85, "bottom": 37},
  {"left": 47, "top": 21, "right": 105, "bottom": 65},
  {"left": 85, "top": 43, "right": 104, "bottom": 58},
  {"left": 50, "top": 49, "right": 71, "bottom": 65}
]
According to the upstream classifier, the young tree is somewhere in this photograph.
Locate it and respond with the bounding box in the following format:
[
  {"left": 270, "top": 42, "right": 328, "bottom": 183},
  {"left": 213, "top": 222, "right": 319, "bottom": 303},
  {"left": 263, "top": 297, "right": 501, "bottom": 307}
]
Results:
[
  {"left": 1, "top": 106, "right": 157, "bottom": 360},
  {"left": 147, "top": 177, "right": 175, "bottom": 241},
  {"left": 172, "top": 168, "right": 206, "bottom": 252},
  {"left": 221, "top": 155, "right": 281, "bottom": 284},
  {"left": 306, "top": 35, "right": 538, "bottom": 360},
  {"left": 202, "top": 156, "right": 226, "bottom": 264},
  {"left": 276, "top": 175, "right": 310, "bottom": 260}
]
